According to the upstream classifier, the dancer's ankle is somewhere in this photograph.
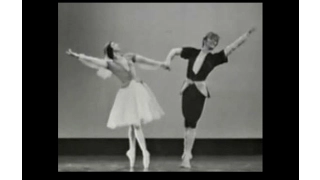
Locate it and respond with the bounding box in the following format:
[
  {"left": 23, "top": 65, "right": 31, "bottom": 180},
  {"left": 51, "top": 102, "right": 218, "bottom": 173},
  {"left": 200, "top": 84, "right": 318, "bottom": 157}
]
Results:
[
  {"left": 142, "top": 150, "right": 150, "bottom": 156},
  {"left": 127, "top": 149, "right": 136, "bottom": 154},
  {"left": 182, "top": 151, "right": 187, "bottom": 159},
  {"left": 184, "top": 152, "right": 192, "bottom": 160}
]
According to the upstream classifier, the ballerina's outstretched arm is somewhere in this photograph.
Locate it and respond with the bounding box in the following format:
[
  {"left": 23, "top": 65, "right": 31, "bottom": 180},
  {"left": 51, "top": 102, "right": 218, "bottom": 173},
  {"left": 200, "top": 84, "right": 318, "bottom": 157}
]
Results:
[
  {"left": 128, "top": 53, "right": 170, "bottom": 71},
  {"left": 66, "top": 49, "right": 110, "bottom": 68},
  {"left": 66, "top": 49, "right": 112, "bottom": 79}
]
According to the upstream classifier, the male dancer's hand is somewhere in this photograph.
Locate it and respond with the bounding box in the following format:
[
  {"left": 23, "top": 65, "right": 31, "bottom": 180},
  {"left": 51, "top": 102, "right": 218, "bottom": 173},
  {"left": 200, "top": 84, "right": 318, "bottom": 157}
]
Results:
[{"left": 248, "top": 27, "right": 256, "bottom": 34}]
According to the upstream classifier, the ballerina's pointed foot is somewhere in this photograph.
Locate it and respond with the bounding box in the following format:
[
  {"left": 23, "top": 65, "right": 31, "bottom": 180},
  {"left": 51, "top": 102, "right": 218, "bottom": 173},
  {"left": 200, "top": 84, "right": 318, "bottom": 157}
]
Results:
[
  {"left": 126, "top": 150, "right": 136, "bottom": 169},
  {"left": 142, "top": 151, "right": 150, "bottom": 170}
]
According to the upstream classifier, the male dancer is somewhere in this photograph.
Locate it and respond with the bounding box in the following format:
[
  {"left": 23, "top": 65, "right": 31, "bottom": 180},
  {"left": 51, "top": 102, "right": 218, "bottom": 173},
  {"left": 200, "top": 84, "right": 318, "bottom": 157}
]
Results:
[{"left": 164, "top": 27, "right": 256, "bottom": 168}]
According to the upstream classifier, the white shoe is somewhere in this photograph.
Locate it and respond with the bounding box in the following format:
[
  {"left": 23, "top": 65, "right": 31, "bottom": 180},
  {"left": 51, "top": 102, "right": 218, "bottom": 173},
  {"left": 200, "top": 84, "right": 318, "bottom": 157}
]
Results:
[
  {"left": 142, "top": 151, "right": 150, "bottom": 170},
  {"left": 180, "top": 153, "right": 192, "bottom": 169},
  {"left": 126, "top": 149, "right": 136, "bottom": 168},
  {"left": 180, "top": 158, "right": 191, "bottom": 169}
]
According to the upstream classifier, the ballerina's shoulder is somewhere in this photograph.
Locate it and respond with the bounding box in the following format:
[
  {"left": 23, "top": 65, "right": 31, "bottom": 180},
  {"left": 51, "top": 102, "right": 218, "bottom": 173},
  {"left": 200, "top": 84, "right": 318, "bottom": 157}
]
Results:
[{"left": 123, "top": 52, "right": 137, "bottom": 64}]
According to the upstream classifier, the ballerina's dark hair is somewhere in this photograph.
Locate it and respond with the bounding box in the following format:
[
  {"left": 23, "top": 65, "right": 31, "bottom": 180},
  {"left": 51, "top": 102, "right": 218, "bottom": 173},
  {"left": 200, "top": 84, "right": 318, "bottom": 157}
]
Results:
[
  {"left": 103, "top": 41, "right": 114, "bottom": 59},
  {"left": 202, "top": 32, "right": 220, "bottom": 47}
]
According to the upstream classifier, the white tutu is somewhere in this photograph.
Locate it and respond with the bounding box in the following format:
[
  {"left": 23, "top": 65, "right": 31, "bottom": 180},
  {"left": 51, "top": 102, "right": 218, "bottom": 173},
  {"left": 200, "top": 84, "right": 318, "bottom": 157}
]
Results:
[{"left": 106, "top": 80, "right": 165, "bottom": 129}]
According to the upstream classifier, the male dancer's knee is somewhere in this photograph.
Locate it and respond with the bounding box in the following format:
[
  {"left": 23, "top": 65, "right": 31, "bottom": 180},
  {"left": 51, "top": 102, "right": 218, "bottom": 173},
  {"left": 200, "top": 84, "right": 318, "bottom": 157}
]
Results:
[{"left": 184, "top": 119, "right": 198, "bottom": 128}]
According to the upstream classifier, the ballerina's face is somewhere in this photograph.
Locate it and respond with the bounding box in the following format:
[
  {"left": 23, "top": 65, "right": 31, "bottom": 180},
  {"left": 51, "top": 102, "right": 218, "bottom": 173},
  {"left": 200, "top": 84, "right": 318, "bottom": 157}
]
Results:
[{"left": 111, "top": 42, "right": 121, "bottom": 52}]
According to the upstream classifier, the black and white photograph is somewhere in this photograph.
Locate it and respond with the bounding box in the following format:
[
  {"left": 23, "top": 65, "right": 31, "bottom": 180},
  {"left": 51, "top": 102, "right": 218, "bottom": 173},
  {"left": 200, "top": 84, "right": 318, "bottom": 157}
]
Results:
[{"left": 58, "top": 2, "right": 263, "bottom": 172}]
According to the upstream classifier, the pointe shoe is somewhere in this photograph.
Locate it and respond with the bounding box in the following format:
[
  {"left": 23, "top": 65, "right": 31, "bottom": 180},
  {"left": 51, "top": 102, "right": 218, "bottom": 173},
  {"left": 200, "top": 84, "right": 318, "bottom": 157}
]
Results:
[
  {"left": 142, "top": 151, "right": 150, "bottom": 170},
  {"left": 126, "top": 150, "right": 136, "bottom": 168}
]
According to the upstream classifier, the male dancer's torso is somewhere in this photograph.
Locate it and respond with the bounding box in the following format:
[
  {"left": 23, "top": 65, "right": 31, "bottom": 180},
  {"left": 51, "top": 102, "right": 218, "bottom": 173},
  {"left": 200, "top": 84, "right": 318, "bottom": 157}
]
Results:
[{"left": 180, "top": 47, "right": 228, "bottom": 98}]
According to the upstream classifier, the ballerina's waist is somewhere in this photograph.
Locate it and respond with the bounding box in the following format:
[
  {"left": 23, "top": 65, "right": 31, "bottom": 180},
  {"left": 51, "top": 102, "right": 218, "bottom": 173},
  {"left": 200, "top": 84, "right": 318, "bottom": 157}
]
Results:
[{"left": 121, "top": 79, "right": 143, "bottom": 88}]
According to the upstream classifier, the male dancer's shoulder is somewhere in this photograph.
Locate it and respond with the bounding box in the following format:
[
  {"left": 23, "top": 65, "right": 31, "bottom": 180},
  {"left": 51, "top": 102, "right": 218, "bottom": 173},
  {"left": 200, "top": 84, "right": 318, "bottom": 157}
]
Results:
[
  {"left": 182, "top": 46, "right": 199, "bottom": 51},
  {"left": 180, "top": 47, "right": 200, "bottom": 59}
]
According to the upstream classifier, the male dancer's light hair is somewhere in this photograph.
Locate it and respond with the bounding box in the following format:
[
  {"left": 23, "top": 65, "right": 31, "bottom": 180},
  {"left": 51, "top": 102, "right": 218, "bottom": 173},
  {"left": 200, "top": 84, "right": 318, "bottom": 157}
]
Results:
[{"left": 202, "top": 32, "right": 220, "bottom": 47}]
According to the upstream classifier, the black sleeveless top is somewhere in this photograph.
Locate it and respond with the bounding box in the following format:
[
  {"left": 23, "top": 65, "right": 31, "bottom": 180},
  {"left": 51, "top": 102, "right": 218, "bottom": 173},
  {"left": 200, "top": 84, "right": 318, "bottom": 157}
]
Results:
[{"left": 180, "top": 47, "right": 228, "bottom": 81}]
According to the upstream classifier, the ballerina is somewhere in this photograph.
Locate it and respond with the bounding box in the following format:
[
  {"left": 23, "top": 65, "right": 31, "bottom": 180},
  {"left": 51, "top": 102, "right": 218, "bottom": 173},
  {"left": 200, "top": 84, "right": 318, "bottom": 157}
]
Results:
[{"left": 66, "top": 41, "right": 170, "bottom": 171}]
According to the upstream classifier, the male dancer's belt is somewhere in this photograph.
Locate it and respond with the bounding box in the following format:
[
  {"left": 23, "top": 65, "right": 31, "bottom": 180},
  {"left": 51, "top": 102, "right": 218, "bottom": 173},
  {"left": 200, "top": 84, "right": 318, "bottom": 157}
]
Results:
[{"left": 180, "top": 78, "right": 210, "bottom": 98}]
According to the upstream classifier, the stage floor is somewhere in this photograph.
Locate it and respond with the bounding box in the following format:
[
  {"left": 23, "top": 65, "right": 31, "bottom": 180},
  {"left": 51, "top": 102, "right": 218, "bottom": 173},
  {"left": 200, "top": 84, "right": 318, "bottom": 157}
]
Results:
[{"left": 58, "top": 155, "right": 262, "bottom": 172}]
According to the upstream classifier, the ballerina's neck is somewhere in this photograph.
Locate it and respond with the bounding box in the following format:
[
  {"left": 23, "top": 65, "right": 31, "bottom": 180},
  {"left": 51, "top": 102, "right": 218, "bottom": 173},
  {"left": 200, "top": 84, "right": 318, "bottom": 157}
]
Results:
[{"left": 113, "top": 53, "right": 122, "bottom": 60}]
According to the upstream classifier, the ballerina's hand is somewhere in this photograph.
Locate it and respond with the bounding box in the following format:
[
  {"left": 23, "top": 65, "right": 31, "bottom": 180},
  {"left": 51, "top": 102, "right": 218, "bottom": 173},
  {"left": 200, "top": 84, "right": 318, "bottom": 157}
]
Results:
[
  {"left": 66, "top": 49, "right": 80, "bottom": 58},
  {"left": 66, "top": 49, "right": 73, "bottom": 55},
  {"left": 161, "top": 62, "right": 171, "bottom": 71}
]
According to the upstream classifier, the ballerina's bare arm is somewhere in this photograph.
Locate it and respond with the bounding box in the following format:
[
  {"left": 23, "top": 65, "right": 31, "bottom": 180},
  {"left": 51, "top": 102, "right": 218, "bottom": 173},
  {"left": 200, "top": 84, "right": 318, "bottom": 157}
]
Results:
[
  {"left": 122, "top": 52, "right": 168, "bottom": 70},
  {"left": 131, "top": 54, "right": 162, "bottom": 66},
  {"left": 134, "top": 54, "right": 171, "bottom": 70},
  {"left": 66, "top": 49, "right": 110, "bottom": 68}
]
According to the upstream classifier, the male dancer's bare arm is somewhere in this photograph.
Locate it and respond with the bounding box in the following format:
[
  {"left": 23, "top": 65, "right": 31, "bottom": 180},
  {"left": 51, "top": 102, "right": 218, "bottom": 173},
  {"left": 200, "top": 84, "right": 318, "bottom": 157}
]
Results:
[
  {"left": 224, "top": 27, "right": 256, "bottom": 57},
  {"left": 164, "top": 48, "right": 182, "bottom": 65}
]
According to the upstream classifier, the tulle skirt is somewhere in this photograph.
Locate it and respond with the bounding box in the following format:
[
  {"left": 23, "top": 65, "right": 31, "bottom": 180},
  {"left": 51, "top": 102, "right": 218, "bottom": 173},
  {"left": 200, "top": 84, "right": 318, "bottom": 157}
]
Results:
[{"left": 106, "top": 80, "right": 164, "bottom": 129}]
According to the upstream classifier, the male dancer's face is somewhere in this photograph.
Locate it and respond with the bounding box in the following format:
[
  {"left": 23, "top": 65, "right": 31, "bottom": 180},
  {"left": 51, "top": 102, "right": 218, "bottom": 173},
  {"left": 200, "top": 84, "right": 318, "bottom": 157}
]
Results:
[{"left": 204, "top": 37, "right": 218, "bottom": 50}]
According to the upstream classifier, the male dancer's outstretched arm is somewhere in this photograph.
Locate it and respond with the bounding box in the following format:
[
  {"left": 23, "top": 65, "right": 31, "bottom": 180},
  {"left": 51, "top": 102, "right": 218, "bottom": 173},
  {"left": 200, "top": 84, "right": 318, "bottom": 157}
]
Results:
[{"left": 224, "top": 27, "right": 256, "bottom": 57}]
